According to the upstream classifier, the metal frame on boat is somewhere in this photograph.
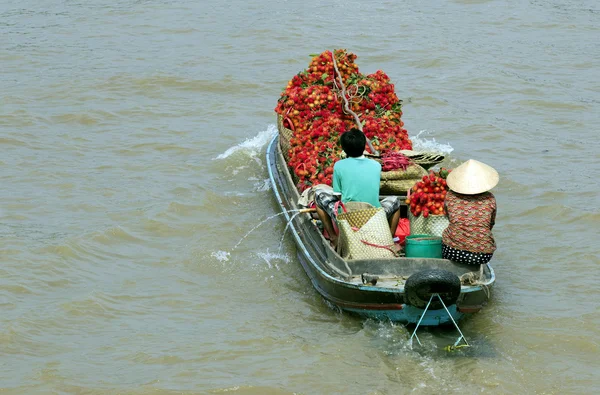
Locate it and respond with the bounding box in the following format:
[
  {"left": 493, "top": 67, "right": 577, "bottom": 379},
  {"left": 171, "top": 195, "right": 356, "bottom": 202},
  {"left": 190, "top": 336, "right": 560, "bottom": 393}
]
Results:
[{"left": 266, "top": 134, "right": 495, "bottom": 326}]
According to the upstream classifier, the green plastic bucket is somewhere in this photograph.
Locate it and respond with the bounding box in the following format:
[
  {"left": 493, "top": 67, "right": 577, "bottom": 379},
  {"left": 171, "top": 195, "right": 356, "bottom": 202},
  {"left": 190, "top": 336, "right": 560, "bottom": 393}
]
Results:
[{"left": 405, "top": 234, "right": 443, "bottom": 258}]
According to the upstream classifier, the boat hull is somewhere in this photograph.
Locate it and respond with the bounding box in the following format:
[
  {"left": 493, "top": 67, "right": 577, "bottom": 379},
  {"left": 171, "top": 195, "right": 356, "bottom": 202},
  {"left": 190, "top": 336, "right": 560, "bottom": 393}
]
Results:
[{"left": 296, "top": 250, "right": 464, "bottom": 325}]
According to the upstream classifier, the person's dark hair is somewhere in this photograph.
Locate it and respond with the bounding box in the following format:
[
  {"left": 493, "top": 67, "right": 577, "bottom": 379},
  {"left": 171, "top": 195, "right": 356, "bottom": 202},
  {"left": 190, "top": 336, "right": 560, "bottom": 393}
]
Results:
[{"left": 340, "top": 128, "right": 366, "bottom": 157}]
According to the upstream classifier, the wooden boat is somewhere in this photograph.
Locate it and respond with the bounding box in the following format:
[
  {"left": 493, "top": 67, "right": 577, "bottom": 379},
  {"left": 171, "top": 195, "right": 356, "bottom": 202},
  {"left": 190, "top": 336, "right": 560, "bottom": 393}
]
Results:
[{"left": 266, "top": 134, "right": 495, "bottom": 326}]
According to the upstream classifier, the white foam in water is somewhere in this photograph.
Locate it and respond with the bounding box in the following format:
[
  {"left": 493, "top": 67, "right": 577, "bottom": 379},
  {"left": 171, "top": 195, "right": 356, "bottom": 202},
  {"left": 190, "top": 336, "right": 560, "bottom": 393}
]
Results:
[
  {"left": 410, "top": 130, "right": 454, "bottom": 155},
  {"left": 214, "top": 125, "right": 277, "bottom": 160},
  {"left": 254, "top": 178, "right": 271, "bottom": 192},
  {"left": 215, "top": 125, "right": 452, "bottom": 160},
  {"left": 256, "top": 249, "right": 290, "bottom": 270},
  {"left": 211, "top": 250, "right": 230, "bottom": 262}
]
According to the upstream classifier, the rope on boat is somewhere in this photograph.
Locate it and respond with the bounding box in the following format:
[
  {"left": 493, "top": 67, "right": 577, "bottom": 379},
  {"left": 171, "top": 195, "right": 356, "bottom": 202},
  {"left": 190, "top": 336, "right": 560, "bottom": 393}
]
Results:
[
  {"left": 342, "top": 260, "right": 352, "bottom": 277},
  {"left": 330, "top": 50, "right": 378, "bottom": 156},
  {"left": 459, "top": 264, "right": 490, "bottom": 299},
  {"left": 409, "top": 293, "right": 469, "bottom": 349}
]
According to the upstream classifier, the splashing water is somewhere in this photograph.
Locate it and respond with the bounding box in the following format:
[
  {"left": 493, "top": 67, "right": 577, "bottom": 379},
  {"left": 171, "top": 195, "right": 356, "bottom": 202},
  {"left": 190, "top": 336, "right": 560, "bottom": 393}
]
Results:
[
  {"left": 411, "top": 130, "right": 454, "bottom": 155},
  {"left": 277, "top": 211, "right": 304, "bottom": 254},
  {"left": 211, "top": 250, "right": 230, "bottom": 262},
  {"left": 231, "top": 209, "right": 305, "bottom": 252},
  {"left": 214, "top": 125, "right": 277, "bottom": 160},
  {"left": 253, "top": 178, "right": 271, "bottom": 192},
  {"left": 257, "top": 249, "right": 290, "bottom": 270}
]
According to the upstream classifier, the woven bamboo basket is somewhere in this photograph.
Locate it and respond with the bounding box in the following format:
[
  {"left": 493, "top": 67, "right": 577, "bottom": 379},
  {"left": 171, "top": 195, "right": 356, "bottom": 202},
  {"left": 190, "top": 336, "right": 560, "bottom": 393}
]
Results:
[
  {"left": 408, "top": 211, "right": 449, "bottom": 237},
  {"left": 276, "top": 114, "right": 294, "bottom": 163},
  {"left": 397, "top": 150, "right": 445, "bottom": 170},
  {"left": 379, "top": 164, "right": 428, "bottom": 195}
]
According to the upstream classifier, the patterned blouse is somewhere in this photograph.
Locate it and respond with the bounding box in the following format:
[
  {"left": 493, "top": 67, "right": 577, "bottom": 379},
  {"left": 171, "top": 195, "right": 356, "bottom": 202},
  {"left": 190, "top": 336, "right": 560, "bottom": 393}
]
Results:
[{"left": 442, "top": 190, "right": 497, "bottom": 254}]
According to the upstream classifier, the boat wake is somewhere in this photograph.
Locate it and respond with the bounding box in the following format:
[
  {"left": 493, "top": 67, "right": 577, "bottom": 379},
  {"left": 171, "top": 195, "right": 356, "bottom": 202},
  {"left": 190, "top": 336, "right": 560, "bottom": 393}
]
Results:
[
  {"left": 410, "top": 130, "right": 454, "bottom": 155},
  {"left": 216, "top": 124, "right": 453, "bottom": 161},
  {"left": 214, "top": 125, "right": 277, "bottom": 160}
]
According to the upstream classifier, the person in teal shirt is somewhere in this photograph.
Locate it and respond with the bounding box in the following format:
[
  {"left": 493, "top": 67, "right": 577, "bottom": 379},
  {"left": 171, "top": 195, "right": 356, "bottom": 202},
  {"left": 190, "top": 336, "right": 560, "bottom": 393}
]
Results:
[{"left": 315, "top": 128, "right": 401, "bottom": 248}]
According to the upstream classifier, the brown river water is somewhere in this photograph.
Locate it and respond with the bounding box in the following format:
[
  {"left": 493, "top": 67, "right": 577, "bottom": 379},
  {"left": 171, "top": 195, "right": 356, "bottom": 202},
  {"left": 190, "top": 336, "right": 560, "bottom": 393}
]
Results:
[{"left": 1, "top": 0, "right": 599, "bottom": 393}]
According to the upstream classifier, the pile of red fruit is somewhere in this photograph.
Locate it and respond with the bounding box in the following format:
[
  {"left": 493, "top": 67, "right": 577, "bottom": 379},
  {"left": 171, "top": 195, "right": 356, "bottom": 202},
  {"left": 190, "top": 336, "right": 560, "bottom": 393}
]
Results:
[
  {"left": 407, "top": 168, "right": 452, "bottom": 218},
  {"left": 275, "top": 49, "right": 413, "bottom": 191}
]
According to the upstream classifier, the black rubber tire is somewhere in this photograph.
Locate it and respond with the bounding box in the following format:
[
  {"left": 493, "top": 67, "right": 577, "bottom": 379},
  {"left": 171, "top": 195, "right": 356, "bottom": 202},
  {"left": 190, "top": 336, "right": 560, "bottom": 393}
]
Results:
[{"left": 404, "top": 269, "right": 461, "bottom": 310}]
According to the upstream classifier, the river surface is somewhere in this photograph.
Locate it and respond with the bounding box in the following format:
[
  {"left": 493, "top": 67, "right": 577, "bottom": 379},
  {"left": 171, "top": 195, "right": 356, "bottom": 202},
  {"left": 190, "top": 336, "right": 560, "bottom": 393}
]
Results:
[{"left": 1, "top": 0, "right": 599, "bottom": 394}]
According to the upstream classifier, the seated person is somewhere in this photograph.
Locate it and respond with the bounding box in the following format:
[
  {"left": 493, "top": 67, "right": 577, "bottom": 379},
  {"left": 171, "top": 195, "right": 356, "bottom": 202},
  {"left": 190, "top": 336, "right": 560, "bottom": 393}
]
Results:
[
  {"left": 314, "top": 128, "right": 401, "bottom": 248},
  {"left": 442, "top": 159, "right": 498, "bottom": 265}
]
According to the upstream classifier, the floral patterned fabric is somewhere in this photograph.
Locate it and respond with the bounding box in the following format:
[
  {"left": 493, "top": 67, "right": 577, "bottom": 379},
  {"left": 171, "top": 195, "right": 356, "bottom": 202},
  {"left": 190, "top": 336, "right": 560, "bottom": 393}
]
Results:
[{"left": 442, "top": 190, "right": 497, "bottom": 254}]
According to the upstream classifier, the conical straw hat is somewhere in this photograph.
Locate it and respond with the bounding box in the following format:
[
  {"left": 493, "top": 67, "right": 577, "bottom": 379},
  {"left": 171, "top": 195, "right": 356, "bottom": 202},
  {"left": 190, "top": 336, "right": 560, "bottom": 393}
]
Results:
[{"left": 446, "top": 159, "right": 499, "bottom": 195}]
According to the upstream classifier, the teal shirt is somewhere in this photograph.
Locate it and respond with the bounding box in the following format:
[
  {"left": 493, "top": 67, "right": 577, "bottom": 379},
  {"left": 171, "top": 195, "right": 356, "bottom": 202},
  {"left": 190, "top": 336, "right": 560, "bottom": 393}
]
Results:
[{"left": 333, "top": 157, "right": 382, "bottom": 208}]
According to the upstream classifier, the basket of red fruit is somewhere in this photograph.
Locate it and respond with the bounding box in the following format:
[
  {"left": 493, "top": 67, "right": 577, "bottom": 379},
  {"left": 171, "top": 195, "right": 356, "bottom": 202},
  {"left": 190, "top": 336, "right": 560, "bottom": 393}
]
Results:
[{"left": 406, "top": 168, "right": 452, "bottom": 237}]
